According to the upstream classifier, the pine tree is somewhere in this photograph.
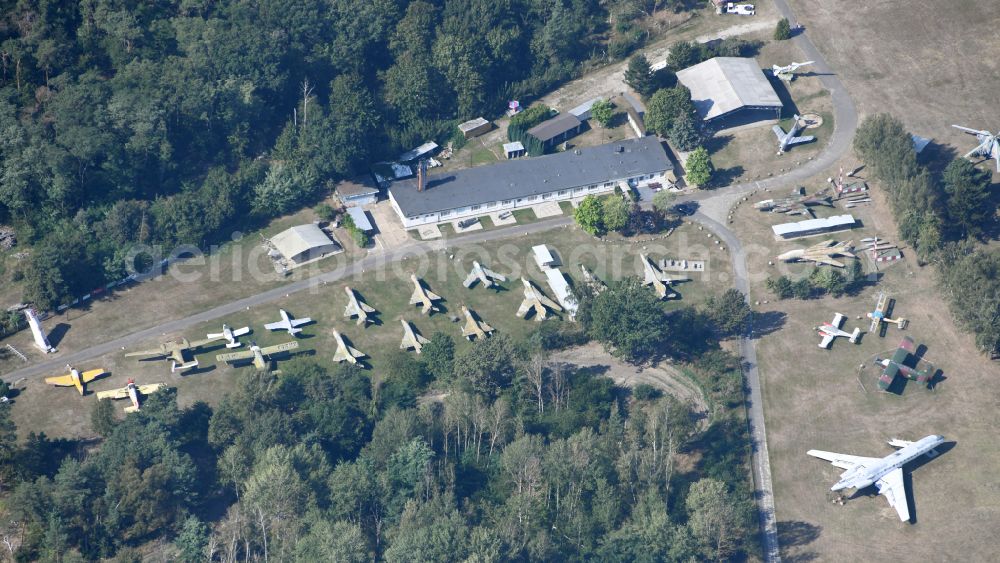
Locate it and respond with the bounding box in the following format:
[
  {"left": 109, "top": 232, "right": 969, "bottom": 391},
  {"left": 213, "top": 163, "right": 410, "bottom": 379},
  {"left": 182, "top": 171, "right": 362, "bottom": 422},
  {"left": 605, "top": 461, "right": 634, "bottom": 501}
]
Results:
[
  {"left": 774, "top": 18, "right": 791, "bottom": 40},
  {"left": 685, "top": 147, "right": 714, "bottom": 187},
  {"left": 624, "top": 54, "right": 655, "bottom": 97}
]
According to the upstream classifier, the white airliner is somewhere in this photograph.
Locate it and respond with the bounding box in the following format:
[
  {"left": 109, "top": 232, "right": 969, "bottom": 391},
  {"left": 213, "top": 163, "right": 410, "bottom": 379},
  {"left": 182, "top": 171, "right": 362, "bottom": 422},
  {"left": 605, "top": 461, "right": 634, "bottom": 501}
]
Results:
[
  {"left": 264, "top": 309, "right": 312, "bottom": 336},
  {"left": 808, "top": 434, "right": 945, "bottom": 522}
]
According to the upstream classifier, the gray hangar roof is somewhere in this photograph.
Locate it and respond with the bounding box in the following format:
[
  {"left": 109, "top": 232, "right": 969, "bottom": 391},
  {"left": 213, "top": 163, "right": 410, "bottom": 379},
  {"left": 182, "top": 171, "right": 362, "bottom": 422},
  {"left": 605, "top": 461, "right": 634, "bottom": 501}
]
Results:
[
  {"left": 389, "top": 137, "right": 672, "bottom": 217},
  {"left": 270, "top": 224, "right": 339, "bottom": 262},
  {"left": 676, "top": 57, "right": 782, "bottom": 121}
]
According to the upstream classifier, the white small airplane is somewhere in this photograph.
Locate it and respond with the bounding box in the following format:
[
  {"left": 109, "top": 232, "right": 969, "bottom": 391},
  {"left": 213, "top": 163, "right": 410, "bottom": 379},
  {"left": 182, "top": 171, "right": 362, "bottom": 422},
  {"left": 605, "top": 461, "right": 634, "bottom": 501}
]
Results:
[
  {"left": 461, "top": 306, "right": 494, "bottom": 340},
  {"left": 409, "top": 274, "right": 442, "bottom": 314},
  {"left": 264, "top": 309, "right": 312, "bottom": 336},
  {"left": 808, "top": 435, "right": 945, "bottom": 522},
  {"left": 332, "top": 329, "right": 366, "bottom": 365},
  {"left": 773, "top": 114, "right": 816, "bottom": 154},
  {"left": 96, "top": 379, "right": 166, "bottom": 413},
  {"left": 771, "top": 60, "right": 814, "bottom": 79},
  {"left": 344, "top": 286, "right": 376, "bottom": 326},
  {"left": 216, "top": 341, "right": 300, "bottom": 371},
  {"left": 640, "top": 254, "right": 688, "bottom": 299},
  {"left": 463, "top": 261, "right": 507, "bottom": 289},
  {"left": 516, "top": 278, "right": 562, "bottom": 321},
  {"left": 400, "top": 320, "right": 430, "bottom": 354},
  {"left": 207, "top": 324, "right": 251, "bottom": 348},
  {"left": 815, "top": 313, "right": 861, "bottom": 349}
]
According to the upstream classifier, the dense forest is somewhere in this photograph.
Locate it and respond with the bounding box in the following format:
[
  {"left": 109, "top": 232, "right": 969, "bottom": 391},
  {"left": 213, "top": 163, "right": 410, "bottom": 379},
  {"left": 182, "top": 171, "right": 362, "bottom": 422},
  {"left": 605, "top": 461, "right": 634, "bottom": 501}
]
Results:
[
  {"left": 0, "top": 281, "right": 757, "bottom": 561},
  {"left": 0, "top": 0, "right": 694, "bottom": 309}
]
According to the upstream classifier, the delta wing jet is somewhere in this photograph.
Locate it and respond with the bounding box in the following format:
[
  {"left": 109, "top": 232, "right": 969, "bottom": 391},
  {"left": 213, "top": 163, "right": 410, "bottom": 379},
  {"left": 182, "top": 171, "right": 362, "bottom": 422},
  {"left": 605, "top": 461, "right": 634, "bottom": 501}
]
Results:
[
  {"left": 216, "top": 341, "right": 300, "bottom": 371},
  {"left": 640, "top": 254, "right": 688, "bottom": 299},
  {"left": 332, "top": 329, "right": 366, "bottom": 365},
  {"left": 460, "top": 306, "right": 494, "bottom": 340},
  {"left": 344, "top": 287, "right": 376, "bottom": 326},
  {"left": 96, "top": 379, "right": 166, "bottom": 413},
  {"left": 815, "top": 313, "right": 861, "bottom": 349},
  {"left": 463, "top": 261, "right": 506, "bottom": 289},
  {"left": 207, "top": 324, "right": 251, "bottom": 348},
  {"left": 808, "top": 435, "right": 945, "bottom": 522},
  {"left": 400, "top": 320, "right": 430, "bottom": 354},
  {"left": 264, "top": 309, "right": 313, "bottom": 336},
  {"left": 516, "top": 278, "right": 562, "bottom": 321},
  {"left": 44, "top": 365, "right": 106, "bottom": 395},
  {"left": 409, "top": 274, "right": 442, "bottom": 314}
]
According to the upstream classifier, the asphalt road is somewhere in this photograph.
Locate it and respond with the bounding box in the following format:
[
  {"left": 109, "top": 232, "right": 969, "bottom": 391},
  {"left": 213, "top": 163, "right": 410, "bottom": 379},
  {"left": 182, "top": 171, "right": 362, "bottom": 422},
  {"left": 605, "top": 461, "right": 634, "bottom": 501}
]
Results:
[{"left": 4, "top": 4, "right": 856, "bottom": 560}]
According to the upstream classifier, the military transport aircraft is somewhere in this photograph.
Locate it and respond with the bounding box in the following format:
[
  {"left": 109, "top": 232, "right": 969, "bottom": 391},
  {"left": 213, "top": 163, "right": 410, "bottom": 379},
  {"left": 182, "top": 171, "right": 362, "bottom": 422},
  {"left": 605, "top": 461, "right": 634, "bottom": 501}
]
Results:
[
  {"left": 516, "top": 278, "right": 562, "bottom": 321},
  {"left": 400, "top": 319, "right": 430, "bottom": 354},
  {"left": 96, "top": 379, "right": 166, "bottom": 413},
  {"left": 808, "top": 434, "right": 945, "bottom": 522},
  {"left": 207, "top": 324, "right": 251, "bottom": 348},
  {"left": 44, "top": 365, "right": 106, "bottom": 395},
  {"left": 216, "top": 341, "right": 300, "bottom": 371},
  {"left": 640, "top": 254, "right": 688, "bottom": 299},
  {"left": 875, "top": 336, "right": 933, "bottom": 391},
  {"left": 124, "top": 336, "right": 224, "bottom": 373},
  {"left": 344, "top": 286, "right": 376, "bottom": 326},
  {"left": 815, "top": 313, "right": 861, "bottom": 349},
  {"left": 460, "top": 306, "right": 494, "bottom": 340},
  {"left": 264, "top": 309, "right": 313, "bottom": 336},
  {"left": 409, "top": 274, "right": 442, "bottom": 315},
  {"left": 332, "top": 329, "right": 366, "bottom": 365},
  {"left": 463, "top": 261, "right": 507, "bottom": 289}
]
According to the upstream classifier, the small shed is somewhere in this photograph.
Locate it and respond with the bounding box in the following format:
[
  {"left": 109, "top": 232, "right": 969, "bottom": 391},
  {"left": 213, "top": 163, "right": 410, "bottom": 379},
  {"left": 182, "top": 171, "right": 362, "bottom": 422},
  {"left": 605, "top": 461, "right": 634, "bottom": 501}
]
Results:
[
  {"left": 346, "top": 207, "right": 374, "bottom": 232},
  {"left": 399, "top": 141, "right": 439, "bottom": 163},
  {"left": 532, "top": 244, "right": 560, "bottom": 270},
  {"left": 335, "top": 175, "right": 380, "bottom": 207},
  {"left": 622, "top": 93, "right": 647, "bottom": 137},
  {"left": 527, "top": 113, "right": 583, "bottom": 148},
  {"left": 458, "top": 117, "right": 492, "bottom": 139},
  {"left": 772, "top": 214, "right": 856, "bottom": 240},
  {"left": 503, "top": 141, "right": 526, "bottom": 160},
  {"left": 569, "top": 98, "right": 602, "bottom": 122},
  {"left": 271, "top": 224, "right": 341, "bottom": 264}
]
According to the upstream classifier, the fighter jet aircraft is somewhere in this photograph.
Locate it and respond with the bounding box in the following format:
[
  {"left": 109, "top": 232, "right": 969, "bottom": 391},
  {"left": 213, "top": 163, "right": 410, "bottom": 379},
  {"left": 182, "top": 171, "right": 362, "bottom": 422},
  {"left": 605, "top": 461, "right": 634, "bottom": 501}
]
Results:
[
  {"left": 516, "top": 278, "right": 562, "bottom": 321},
  {"left": 463, "top": 261, "right": 507, "bottom": 289},
  {"left": 264, "top": 309, "right": 313, "bottom": 336},
  {"left": 952, "top": 124, "right": 1000, "bottom": 172},
  {"left": 771, "top": 60, "right": 813, "bottom": 81},
  {"left": 868, "top": 291, "right": 907, "bottom": 334},
  {"left": 460, "top": 306, "right": 494, "bottom": 340},
  {"left": 777, "top": 240, "right": 856, "bottom": 268},
  {"left": 773, "top": 114, "right": 816, "bottom": 154},
  {"left": 124, "top": 337, "right": 223, "bottom": 373},
  {"left": 332, "top": 329, "right": 366, "bottom": 365},
  {"left": 579, "top": 265, "right": 606, "bottom": 292},
  {"left": 640, "top": 254, "right": 688, "bottom": 299},
  {"left": 815, "top": 313, "right": 861, "bottom": 349},
  {"left": 44, "top": 365, "right": 107, "bottom": 395},
  {"left": 216, "top": 341, "right": 300, "bottom": 371},
  {"left": 344, "top": 286, "right": 376, "bottom": 326},
  {"left": 96, "top": 379, "right": 166, "bottom": 413},
  {"left": 808, "top": 434, "right": 945, "bottom": 522},
  {"left": 400, "top": 319, "right": 430, "bottom": 354},
  {"left": 409, "top": 274, "right": 442, "bottom": 314},
  {"left": 875, "top": 336, "right": 933, "bottom": 391},
  {"left": 207, "top": 324, "right": 251, "bottom": 348},
  {"left": 753, "top": 188, "right": 833, "bottom": 217}
]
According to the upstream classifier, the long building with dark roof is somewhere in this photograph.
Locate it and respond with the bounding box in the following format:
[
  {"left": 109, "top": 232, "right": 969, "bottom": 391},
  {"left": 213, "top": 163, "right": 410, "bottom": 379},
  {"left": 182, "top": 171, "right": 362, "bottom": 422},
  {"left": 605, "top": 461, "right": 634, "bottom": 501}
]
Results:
[{"left": 388, "top": 137, "right": 673, "bottom": 228}]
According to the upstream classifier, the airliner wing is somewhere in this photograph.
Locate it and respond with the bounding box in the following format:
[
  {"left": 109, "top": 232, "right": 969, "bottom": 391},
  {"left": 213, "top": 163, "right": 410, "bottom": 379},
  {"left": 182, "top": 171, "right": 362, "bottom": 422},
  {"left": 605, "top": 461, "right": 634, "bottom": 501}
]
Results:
[
  {"left": 772, "top": 125, "right": 786, "bottom": 140},
  {"left": 807, "top": 450, "right": 881, "bottom": 470},
  {"left": 875, "top": 467, "right": 910, "bottom": 521},
  {"left": 264, "top": 320, "right": 289, "bottom": 331}
]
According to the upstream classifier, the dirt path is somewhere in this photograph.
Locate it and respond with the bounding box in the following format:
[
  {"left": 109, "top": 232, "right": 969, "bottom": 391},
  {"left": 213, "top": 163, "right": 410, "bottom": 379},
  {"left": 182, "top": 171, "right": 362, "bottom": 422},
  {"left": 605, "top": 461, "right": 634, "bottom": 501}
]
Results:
[
  {"left": 538, "top": 18, "right": 779, "bottom": 111},
  {"left": 549, "top": 342, "right": 710, "bottom": 429}
]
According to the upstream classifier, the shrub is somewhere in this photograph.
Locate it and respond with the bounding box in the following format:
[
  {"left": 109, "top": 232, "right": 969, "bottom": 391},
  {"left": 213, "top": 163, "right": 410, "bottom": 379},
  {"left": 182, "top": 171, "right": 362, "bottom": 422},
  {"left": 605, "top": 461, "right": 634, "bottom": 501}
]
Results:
[{"left": 774, "top": 18, "right": 791, "bottom": 40}]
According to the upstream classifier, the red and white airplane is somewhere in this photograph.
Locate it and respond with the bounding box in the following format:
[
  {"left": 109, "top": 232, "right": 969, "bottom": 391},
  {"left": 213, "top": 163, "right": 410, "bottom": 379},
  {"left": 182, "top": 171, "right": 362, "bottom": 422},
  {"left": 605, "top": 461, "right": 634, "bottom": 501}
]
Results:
[{"left": 815, "top": 313, "right": 861, "bottom": 349}]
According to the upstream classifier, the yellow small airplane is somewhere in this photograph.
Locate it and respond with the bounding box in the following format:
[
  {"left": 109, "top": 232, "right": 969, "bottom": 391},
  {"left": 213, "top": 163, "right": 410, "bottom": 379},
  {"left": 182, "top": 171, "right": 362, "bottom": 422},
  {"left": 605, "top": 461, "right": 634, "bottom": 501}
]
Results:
[
  {"left": 216, "top": 341, "right": 300, "bottom": 371},
  {"left": 96, "top": 379, "right": 165, "bottom": 413},
  {"left": 44, "top": 364, "right": 107, "bottom": 395}
]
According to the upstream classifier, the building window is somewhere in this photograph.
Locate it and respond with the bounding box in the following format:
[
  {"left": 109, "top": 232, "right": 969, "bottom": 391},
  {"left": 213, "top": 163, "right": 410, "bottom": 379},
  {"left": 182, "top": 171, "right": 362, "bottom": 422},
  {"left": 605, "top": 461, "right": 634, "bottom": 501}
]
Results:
[
  {"left": 471, "top": 204, "right": 481, "bottom": 211},
  {"left": 558, "top": 190, "right": 569, "bottom": 196},
  {"left": 604, "top": 182, "right": 613, "bottom": 187},
  {"left": 502, "top": 200, "right": 513, "bottom": 205}
]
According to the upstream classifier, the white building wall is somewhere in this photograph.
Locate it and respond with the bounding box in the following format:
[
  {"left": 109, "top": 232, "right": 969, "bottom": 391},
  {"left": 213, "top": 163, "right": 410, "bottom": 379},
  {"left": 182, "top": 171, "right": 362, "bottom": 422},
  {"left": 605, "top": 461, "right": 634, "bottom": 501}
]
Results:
[{"left": 394, "top": 169, "right": 669, "bottom": 229}]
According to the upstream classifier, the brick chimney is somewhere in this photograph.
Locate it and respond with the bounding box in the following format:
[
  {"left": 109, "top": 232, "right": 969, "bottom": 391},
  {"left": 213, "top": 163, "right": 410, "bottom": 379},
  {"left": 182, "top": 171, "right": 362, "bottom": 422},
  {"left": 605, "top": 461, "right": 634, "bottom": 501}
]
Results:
[{"left": 417, "top": 159, "right": 427, "bottom": 192}]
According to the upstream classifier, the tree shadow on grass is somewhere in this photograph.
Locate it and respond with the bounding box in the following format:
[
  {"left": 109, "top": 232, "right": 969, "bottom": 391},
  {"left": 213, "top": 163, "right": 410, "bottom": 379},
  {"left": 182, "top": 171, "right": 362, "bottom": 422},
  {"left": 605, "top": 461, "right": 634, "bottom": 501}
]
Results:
[
  {"left": 777, "top": 520, "right": 822, "bottom": 562},
  {"left": 751, "top": 310, "right": 786, "bottom": 339}
]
